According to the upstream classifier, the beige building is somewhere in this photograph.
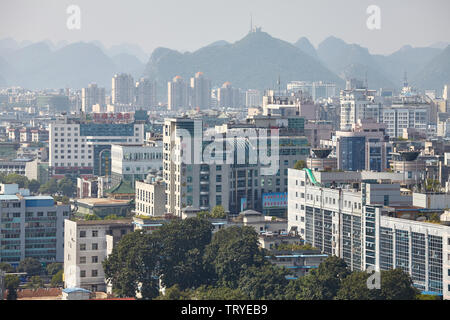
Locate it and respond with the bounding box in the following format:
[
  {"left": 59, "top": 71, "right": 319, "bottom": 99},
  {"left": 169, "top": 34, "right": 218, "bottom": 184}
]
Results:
[{"left": 135, "top": 177, "right": 166, "bottom": 217}]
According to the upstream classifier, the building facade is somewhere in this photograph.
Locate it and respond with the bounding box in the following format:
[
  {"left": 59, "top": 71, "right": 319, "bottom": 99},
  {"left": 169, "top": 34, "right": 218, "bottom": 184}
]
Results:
[
  {"left": 64, "top": 219, "right": 133, "bottom": 292},
  {"left": 0, "top": 184, "right": 70, "bottom": 266}
]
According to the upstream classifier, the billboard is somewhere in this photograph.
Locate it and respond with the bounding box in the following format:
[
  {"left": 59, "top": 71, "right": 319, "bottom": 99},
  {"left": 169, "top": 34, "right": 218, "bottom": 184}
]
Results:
[{"left": 262, "top": 192, "right": 287, "bottom": 209}]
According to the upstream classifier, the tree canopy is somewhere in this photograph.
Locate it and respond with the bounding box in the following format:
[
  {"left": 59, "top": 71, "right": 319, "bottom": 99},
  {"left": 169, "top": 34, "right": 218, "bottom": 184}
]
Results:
[{"left": 17, "top": 257, "right": 42, "bottom": 276}]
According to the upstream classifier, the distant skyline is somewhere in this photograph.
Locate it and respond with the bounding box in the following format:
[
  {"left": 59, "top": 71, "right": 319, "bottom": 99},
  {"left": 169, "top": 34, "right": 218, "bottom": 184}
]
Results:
[{"left": 1, "top": 0, "right": 450, "bottom": 56}]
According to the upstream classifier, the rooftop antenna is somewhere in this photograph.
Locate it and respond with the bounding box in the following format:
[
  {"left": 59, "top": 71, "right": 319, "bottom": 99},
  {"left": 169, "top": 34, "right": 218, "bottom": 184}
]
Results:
[
  {"left": 403, "top": 71, "right": 408, "bottom": 87},
  {"left": 250, "top": 13, "right": 253, "bottom": 33}
]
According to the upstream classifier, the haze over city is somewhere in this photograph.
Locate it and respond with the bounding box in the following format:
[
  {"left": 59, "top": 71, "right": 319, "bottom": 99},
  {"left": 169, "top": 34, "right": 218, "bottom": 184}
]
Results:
[
  {"left": 1, "top": 0, "right": 450, "bottom": 308},
  {"left": 1, "top": 0, "right": 450, "bottom": 55}
]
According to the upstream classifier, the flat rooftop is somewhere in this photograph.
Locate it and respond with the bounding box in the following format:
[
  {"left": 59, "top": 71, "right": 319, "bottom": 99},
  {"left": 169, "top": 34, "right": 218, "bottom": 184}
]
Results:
[
  {"left": 76, "top": 198, "right": 131, "bottom": 206},
  {"left": 72, "top": 218, "right": 133, "bottom": 226}
]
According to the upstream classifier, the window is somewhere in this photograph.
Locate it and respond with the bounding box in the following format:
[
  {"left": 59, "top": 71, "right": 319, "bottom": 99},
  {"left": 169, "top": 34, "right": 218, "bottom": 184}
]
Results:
[
  {"left": 79, "top": 256, "right": 86, "bottom": 264},
  {"left": 92, "top": 243, "right": 98, "bottom": 250},
  {"left": 80, "top": 244, "right": 86, "bottom": 251},
  {"left": 92, "top": 230, "right": 98, "bottom": 237},
  {"left": 92, "top": 256, "right": 98, "bottom": 263},
  {"left": 91, "top": 270, "right": 98, "bottom": 277},
  {"left": 80, "top": 231, "right": 86, "bottom": 238},
  {"left": 80, "top": 270, "right": 86, "bottom": 278}
]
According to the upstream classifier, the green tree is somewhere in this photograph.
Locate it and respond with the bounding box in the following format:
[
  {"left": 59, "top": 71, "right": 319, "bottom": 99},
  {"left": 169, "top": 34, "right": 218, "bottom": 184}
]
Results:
[
  {"left": 26, "top": 275, "right": 44, "bottom": 290},
  {"left": 192, "top": 285, "right": 249, "bottom": 300},
  {"left": 5, "top": 275, "right": 20, "bottom": 300},
  {"left": 204, "top": 226, "right": 266, "bottom": 288},
  {"left": 335, "top": 271, "right": 380, "bottom": 300},
  {"left": 287, "top": 256, "right": 350, "bottom": 300},
  {"left": 379, "top": 269, "right": 419, "bottom": 300},
  {"left": 238, "top": 264, "right": 290, "bottom": 300},
  {"left": 0, "top": 262, "right": 15, "bottom": 273},
  {"left": 54, "top": 195, "right": 70, "bottom": 205},
  {"left": 155, "top": 284, "right": 191, "bottom": 300},
  {"left": 196, "top": 211, "right": 211, "bottom": 219},
  {"left": 51, "top": 270, "right": 64, "bottom": 287},
  {"left": 154, "top": 217, "right": 214, "bottom": 290},
  {"left": 27, "top": 179, "right": 41, "bottom": 194},
  {"left": 46, "top": 263, "right": 63, "bottom": 276},
  {"left": 211, "top": 205, "right": 226, "bottom": 218},
  {"left": 39, "top": 178, "right": 58, "bottom": 195},
  {"left": 17, "top": 257, "right": 42, "bottom": 276},
  {"left": 4, "top": 173, "right": 29, "bottom": 188},
  {"left": 103, "top": 230, "right": 160, "bottom": 299},
  {"left": 58, "top": 177, "right": 75, "bottom": 197},
  {"left": 293, "top": 160, "right": 306, "bottom": 170}
]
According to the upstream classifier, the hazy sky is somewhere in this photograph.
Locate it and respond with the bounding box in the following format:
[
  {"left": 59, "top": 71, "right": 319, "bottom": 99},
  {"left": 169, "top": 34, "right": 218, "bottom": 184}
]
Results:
[{"left": 1, "top": 0, "right": 449, "bottom": 55}]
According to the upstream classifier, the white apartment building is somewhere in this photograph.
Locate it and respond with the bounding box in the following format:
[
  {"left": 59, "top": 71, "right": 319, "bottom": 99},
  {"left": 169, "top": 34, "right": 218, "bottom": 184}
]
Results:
[
  {"left": 340, "top": 89, "right": 381, "bottom": 131},
  {"left": 49, "top": 116, "right": 144, "bottom": 177},
  {"left": 81, "top": 83, "right": 105, "bottom": 113},
  {"left": 382, "top": 105, "right": 430, "bottom": 138},
  {"left": 374, "top": 214, "right": 450, "bottom": 299},
  {"left": 111, "top": 73, "right": 134, "bottom": 106},
  {"left": 288, "top": 169, "right": 409, "bottom": 260},
  {"left": 287, "top": 81, "right": 336, "bottom": 101},
  {"left": 245, "top": 89, "right": 262, "bottom": 108},
  {"left": 288, "top": 168, "right": 450, "bottom": 298},
  {"left": 110, "top": 142, "right": 163, "bottom": 187},
  {"left": 135, "top": 177, "right": 166, "bottom": 217},
  {"left": 64, "top": 219, "right": 133, "bottom": 292}
]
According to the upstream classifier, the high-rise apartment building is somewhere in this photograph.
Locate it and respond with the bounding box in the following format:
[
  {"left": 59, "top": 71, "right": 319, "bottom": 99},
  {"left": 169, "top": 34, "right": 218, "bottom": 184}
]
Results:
[
  {"left": 340, "top": 88, "right": 381, "bottom": 131},
  {"left": 245, "top": 89, "right": 262, "bottom": 108},
  {"left": 217, "top": 82, "right": 243, "bottom": 108},
  {"left": 81, "top": 83, "right": 105, "bottom": 113},
  {"left": 190, "top": 72, "right": 211, "bottom": 110},
  {"left": 167, "top": 76, "right": 189, "bottom": 111},
  {"left": 135, "top": 78, "right": 156, "bottom": 108},
  {"left": 335, "top": 120, "right": 391, "bottom": 172},
  {"left": 163, "top": 116, "right": 309, "bottom": 217},
  {"left": 112, "top": 73, "right": 134, "bottom": 106},
  {"left": 0, "top": 184, "right": 71, "bottom": 266}
]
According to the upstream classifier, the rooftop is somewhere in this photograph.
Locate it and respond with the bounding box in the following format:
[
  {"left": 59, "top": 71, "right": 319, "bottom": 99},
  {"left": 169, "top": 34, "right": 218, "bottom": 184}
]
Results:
[
  {"left": 105, "top": 180, "right": 135, "bottom": 195},
  {"left": 76, "top": 198, "right": 132, "bottom": 206},
  {"left": 72, "top": 218, "right": 133, "bottom": 226}
]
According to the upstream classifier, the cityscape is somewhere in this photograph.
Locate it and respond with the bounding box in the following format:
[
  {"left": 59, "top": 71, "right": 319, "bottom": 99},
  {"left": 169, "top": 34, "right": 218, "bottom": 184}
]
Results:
[{"left": 1, "top": 0, "right": 450, "bottom": 307}]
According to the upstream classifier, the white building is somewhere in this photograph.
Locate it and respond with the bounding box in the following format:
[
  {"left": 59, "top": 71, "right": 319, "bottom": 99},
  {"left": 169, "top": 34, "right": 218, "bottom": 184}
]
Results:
[
  {"left": 382, "top": 106, "right": 430, "bottom": 138},
  {"left": 110, "top": 142, "right": 163, "bottom": 187},
  {"left": 287, "top": 168, "right": 450, "bottom": 298},
  {"left": 340, "top": 88, "right": 380, "bottom": 131},
  {"left": 64, "top": 219, "right": 133, "bottom": 292},
  {"left": 112, "top": 73, "right": 134, "bottom": 106},
  {"left": 163, "top": 117, "right": 309, "bottom": 217},
  {"left": 82, "top": 83, "right": 105, "bottom": 113},
  {"left": 49, "top": 115, "right": 144, "bottom": 177},
  {"left": 287, "top": 81, "right": 336, "bottom": 102},
  {"left": 245, "top": 89, "right": 262, "bottom": 108},
  {"left": 135, "top": 176, "right": 166, "bottom": 217}
]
